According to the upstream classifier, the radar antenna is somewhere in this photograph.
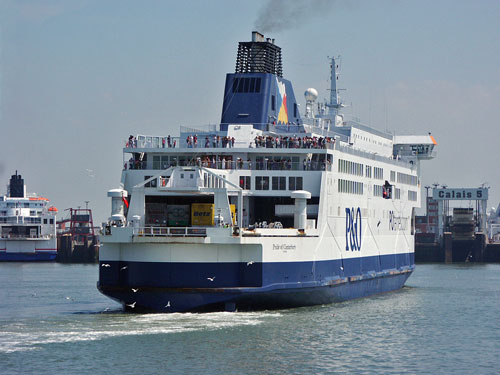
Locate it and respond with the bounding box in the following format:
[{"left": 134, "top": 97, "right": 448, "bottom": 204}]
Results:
[{"left": 327, "top": 56, "right": 345, "bottom": 116}]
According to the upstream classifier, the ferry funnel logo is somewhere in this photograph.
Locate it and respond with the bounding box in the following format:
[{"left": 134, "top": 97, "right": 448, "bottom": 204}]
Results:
[{"left": 276, "top": 78, "right": 288, "bottom": 124}]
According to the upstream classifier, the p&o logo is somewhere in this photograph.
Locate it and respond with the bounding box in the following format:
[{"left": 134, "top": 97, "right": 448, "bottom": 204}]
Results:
[{"left": 345, "top": 207, "right": 362, "bottom": 251}]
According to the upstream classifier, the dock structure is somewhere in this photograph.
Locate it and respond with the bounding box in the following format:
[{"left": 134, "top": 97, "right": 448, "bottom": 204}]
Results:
[{"left": 415, "top": 185, "right": 500, "bottom": 263}]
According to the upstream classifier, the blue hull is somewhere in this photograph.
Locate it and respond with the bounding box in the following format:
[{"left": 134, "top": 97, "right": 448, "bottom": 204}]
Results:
[
  {"left": 0, "top": 252, "right": 57, "bottom": 262},
  {"left": 98, "top": 253, "right": 414, "bottom": 312}
]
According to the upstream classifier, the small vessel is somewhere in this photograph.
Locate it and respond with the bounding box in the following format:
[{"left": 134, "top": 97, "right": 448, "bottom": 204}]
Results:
[
  {"left": 57, "top": 208, "right": 100, "bottom": 263},
  {"left": 98, "top": 32, "right": 436, "bottom": 312},
  {"left": 0, "top": 172, "right": 57, "bottom": 261}
]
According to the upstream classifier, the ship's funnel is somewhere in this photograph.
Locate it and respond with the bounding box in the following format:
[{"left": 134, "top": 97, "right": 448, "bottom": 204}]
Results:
[
  {"left": 236, "top": 32, "right": 282, "bottom": 77},
  {"left": 9, "top": 171, "right": 25, "bottom": 198}
]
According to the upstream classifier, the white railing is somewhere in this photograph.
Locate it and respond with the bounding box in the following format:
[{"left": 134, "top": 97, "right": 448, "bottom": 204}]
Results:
[
  {"left": 0, "top": 234, "right": 51, "bottom": 239},
  {"left": 133, "top": 226, "right": 207, "bottom": 237}
]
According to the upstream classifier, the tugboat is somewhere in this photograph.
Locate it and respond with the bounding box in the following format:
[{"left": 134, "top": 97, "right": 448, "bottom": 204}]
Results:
[
  {"left": 98, "top": 32, "right": 437, "bottom": 312},
  {"left": 0, "top": 172, "right": 57, "bottom": 261},
  {"left": 57, "top": 208, "right": 99, "bottom": 263}
]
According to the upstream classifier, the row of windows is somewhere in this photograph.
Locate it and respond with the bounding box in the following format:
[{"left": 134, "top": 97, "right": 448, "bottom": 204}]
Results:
[
  {"left": 374, "top": 167, "right": 384, "bottom": 180},
  {"left": 365, "top": 165, "right": 372, "bottom": 178},
  {"left": 374, "top": 185, "right": 384, "bottom": 197},
  {"left": 338, "top": 159, "right": 364, "bottom": 176},
  {"left": 395, "top": 188, "right": 401, "bottom": 200},
  {"left": 338, "top": 179, "right": 364, "bottom": 195},
  {"left": 408, "top": 190, "right": 418, "bottom": 201},
  {"left": 251, "top": 176, "right": 303, "bottom": 191},
  {"left": 0, "top": 217, "right": 43, "bottom": 224},
  {"left": 397, "top": 172, "right": 418, "bottom": 186},
  {"left": 3, "top": 202, "right": 43, "bottom": 208},
  {"left": 390, "top": 171, "right": 396, "bottom": 182},
  {"left": 232, "top": 77, "right": 262, "bottom": 93}
]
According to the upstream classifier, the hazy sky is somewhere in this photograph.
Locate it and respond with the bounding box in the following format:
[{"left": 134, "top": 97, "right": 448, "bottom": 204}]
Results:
[{"left": 1, "top": 0, "right": 499, "bottom": 223}]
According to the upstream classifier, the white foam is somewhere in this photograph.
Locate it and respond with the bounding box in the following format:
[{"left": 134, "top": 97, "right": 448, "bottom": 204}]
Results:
[{"left": 0, "top": 311, "right": 282, "bottom": 353}]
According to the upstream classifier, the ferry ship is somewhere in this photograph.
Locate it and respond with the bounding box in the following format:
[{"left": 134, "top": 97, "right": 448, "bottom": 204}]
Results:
[
  {"left": 98, "top": 32, "right": 437, "bottom": 312},
  {"left": 0, "top": 172, "right": 58, "bottom": 261}
]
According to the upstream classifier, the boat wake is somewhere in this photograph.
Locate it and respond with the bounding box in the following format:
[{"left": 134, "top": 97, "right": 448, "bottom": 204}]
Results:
[{"left": 0, "top": 311, "right": 282, "bottom": 353}]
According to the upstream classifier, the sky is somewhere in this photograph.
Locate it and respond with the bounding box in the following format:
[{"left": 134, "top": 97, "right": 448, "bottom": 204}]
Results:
[{"left": 1, "top": 0, "right": 500, "bottom": 223}]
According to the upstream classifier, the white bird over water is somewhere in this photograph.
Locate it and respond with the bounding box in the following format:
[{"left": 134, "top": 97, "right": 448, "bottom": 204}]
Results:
[
  {"left": 246, "top": 261, "right": 254, "bottom": 266},
  {"left": 101, "top": 263, "right": 111, "bottom": 267},
  {"left": 165, "top": 301, "right": 171, "bottom": 308},
  {"left": 207, "top": 276, "right": 216, "bottom": 282},
  {"left": 120, "top": 266, "right": 128, "bottom": 271},
  {"left": 132, "top": 288, "right": 139, "bottom": 293},
  {"left": 126, "top": 302, "right": 136, "bottom": 308}
]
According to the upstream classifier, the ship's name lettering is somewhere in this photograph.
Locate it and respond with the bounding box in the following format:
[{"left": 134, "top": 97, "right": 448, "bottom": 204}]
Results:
[
  {"left": 389, "top": 211, "right": 405, "bottom": 231},
  {"left": 345, "top": 207, "right": 362, "bottom": 251},
  {"left": 273, "top": 244, "right": 296, "bottom": 251}
]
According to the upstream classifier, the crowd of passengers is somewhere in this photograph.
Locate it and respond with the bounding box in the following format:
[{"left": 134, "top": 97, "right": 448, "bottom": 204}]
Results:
[
  {"left": 126, "top": 155, "right": 331, "bottom": 171},
  {"left": 254, "top": 135, "right": 334, "bottom": 149},
  {"left": 126, "top": 134, "right": 335, "bottom": 149}
]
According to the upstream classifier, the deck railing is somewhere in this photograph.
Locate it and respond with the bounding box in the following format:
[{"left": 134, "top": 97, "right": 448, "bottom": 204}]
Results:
[
  {"left": 125, "top": 134, "right": 336, "bottom": 150},
  {"left": 125, "top": 160, "right": 332, "bottom": 172},
  {"left": 133, "top": 227, "right": 207, "bottom": 237}
]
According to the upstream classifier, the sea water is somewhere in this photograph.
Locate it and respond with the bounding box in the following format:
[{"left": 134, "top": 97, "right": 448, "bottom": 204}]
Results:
[{"left": 0, "top": 262, "right": 499, "bottom": 374}]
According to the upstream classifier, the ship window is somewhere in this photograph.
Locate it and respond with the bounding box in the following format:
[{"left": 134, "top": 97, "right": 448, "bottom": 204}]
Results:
[
  {"left": 30, "top": 210, "right": 36, "bottom": 216},
  {"left": 43, "top": 219, "right": 48, "bottom": 224},
  {"left": 153, "top": 155, "right": 161, "bottom": 169},
  {"left": 256, "top": 176, "right": 269, "bottom": 190},
  {"left": 365, "top": 165, "right": 372, "bottom": 178},
  {"left": 50, "top": 219, "right": 54, "bottom": 224},
  {"left": 272, "top": 176, "right": 286, "bottom": 190},
  {"left": 289, "top": 177, "right": 303, "bottom": 190},
  {"left": 249, "top": 78, "right": 255, "bottom": 92},
  {"left": 144, "top": 176, "right": 157, "bottom": 188},
  {"left": 161, "top": 156, "right": 169, "bottom": 169},
  {"left": 243, "top": 78, "right": 250, "bottom": 92},
  {"left": 294, "top": 103, "right": 297, "bottom": 118},
  {"left": 239, "top": 176, "right": 251, "bottom": 190},
  {"left": 238, "top": 78, "right": 245, "bottom": 92},
  {"left": 232, "top": 78, "right": 239, "bottom": 93},
  {"left": 255, "top": 78, "right": 261, "bottom": 93},
  {"left": 374, "top": 185, "right": 384, "bottom": 197},
  {"left": 271, "top": 95, "right": 275, "bottom": 111}
]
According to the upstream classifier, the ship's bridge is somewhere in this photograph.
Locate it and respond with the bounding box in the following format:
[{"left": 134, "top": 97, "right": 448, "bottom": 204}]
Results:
[{"left": 393, "top": 134, "right": 437, "bottom": 160}]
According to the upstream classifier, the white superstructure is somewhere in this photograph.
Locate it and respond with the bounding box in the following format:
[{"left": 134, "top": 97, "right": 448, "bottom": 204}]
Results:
[{"left": 0, "top": 172, "right": 57, "bottom": 261}]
